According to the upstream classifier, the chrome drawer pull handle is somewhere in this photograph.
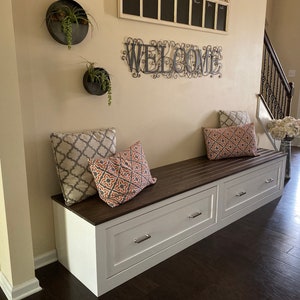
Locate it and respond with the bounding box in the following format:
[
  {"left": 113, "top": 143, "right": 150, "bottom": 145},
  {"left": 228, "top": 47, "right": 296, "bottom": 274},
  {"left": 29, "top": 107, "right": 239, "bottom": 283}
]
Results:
[
  {"left": 265, "top": 178, "right": 274, "bottom": 183},
  {"left": 134, "top": 234, "right": 151, "bottom": 244},
  {"left": 188, "top": 212, "right": 202, "bottom": 219},
  {"left": 236, "top": 191, "right": 246, "bottom": 197}
]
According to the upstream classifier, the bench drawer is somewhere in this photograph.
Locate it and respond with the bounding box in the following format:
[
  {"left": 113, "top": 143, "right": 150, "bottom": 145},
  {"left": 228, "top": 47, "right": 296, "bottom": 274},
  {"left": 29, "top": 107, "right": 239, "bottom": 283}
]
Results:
[
  {"left": 104, "top": 186, "right": 217, "bottom": 277},
  {"left": 221, "top": 161, "right": 282, "bottom": 218}
]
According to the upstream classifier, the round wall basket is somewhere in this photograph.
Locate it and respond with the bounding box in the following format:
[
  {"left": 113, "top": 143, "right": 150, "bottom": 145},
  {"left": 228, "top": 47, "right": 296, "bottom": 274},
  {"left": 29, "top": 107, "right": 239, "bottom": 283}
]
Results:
[
  {"left": 83, "top": 68, "right": 110, "bottom": 96},
  {"left": 46, "top": 0, "right": 89, "bottom": 48}
]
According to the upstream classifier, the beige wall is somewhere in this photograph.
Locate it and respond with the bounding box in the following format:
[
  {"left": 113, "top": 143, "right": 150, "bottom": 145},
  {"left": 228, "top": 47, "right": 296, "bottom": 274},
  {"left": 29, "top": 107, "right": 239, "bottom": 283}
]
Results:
[
  {"left": 10, "top": 0, "right": 268, "bottom": 257},
  {"left": 0, "top": 0, "right": 36, "bottom": 286},
  {"left": 265, "top": 0, "right": 274, "bottom": 29},
  {"left": 266, "top": 0, "right": 300, "bottom": 117}
]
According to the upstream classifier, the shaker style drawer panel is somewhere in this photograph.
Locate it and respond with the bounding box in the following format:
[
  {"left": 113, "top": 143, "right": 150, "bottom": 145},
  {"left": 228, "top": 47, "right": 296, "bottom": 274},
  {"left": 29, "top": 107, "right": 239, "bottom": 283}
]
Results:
[
  {"left": 221, "top": 162, "right": 282, "bottom": 218},
  {"left": 105, "top": 186, "right": 217, "bottom": 277}
]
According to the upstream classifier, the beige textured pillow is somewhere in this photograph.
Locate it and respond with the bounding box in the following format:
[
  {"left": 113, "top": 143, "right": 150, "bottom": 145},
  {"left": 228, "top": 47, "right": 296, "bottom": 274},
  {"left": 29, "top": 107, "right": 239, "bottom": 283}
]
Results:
[
  {"left": 89, "top": 141, "right": 157, "bottom": 207},
  {"left": 50, "top": 128, "right": 116, "bottom": 206},
  {"left": 203, "top": 123, "right": 258, "bottom": 160},
  {"left": 219, "top": 110, "right": 251, "bottom": 127}
]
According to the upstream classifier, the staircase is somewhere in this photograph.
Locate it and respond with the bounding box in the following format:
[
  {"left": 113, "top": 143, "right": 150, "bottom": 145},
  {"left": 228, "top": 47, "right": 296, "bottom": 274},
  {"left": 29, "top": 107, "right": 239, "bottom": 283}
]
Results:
[{"left": 258, "top": 31, "right": 294, "bottom": 149}]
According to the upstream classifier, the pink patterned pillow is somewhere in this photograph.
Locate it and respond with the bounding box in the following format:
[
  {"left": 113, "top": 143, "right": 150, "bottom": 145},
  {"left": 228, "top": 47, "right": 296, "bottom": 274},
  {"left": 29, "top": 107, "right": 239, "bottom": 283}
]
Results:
[
  {"left": 203, "top": 123, "right": 258, "bottom": 160},
  {"left": 88, "top": 141, "right": 157, "bottom": 207}
]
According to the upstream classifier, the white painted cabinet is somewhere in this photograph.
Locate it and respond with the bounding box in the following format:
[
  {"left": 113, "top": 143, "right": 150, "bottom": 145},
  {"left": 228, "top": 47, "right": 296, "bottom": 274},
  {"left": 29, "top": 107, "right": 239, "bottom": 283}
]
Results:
[
  {"left": 52, "top": 153, "right": 286, "bottom": 296},
  {"left": 221, "top": 160, "right": 283, "bottom": 219},
  {"left": 104, "top": 185, "right": 217, "bottom": 278}
]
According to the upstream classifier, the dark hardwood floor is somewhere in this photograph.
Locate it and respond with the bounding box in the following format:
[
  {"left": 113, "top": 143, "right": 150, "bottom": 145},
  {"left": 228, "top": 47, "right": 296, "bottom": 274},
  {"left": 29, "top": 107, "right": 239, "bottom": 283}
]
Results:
[{"left": 1, "top": 148, "right": 300, "bottom": 300}]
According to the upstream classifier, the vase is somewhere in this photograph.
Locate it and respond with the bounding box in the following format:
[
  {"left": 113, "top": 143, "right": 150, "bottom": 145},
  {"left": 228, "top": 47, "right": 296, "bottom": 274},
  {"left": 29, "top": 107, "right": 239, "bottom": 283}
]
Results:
[{"left": 280, "top": 139, "right": 292, "bottom": 179}]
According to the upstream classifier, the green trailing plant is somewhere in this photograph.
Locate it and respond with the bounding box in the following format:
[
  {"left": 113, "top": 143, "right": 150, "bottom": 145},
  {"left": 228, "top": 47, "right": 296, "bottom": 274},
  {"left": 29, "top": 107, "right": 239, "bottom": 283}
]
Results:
[
  {"left": 86, "top": 62, "right": 112, "bottom": 106},
  {"left": 47, "top": 2, "right": 92, "bottom": 49}
]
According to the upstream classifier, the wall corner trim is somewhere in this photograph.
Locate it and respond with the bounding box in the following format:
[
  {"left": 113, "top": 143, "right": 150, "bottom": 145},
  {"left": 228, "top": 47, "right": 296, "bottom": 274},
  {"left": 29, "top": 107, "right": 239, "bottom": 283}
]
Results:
[{"left": 0, "top": 272, "right": 42, "bottom": 300}]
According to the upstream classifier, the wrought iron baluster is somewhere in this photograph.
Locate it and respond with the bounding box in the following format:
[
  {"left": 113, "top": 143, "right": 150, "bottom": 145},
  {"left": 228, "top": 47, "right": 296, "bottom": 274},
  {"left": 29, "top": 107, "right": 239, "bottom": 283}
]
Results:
[{"left": 260, "top": 31, "right": 294, "bottom": 118}]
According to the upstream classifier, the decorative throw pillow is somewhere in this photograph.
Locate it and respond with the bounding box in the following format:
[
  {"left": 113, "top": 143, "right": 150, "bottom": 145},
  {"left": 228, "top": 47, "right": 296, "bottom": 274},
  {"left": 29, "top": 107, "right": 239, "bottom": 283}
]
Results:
[
  {"left": 50, "top": 128, "right": 116, "bottom": 206},
  {"left": 203, "top": 123, "right": 258, "bottom": 160},
  {"left": 88, "top": 141, "right": 157, "bottom": 208},
  {"left": 219, "top": 110, "right": 251, "bottom": 127}
]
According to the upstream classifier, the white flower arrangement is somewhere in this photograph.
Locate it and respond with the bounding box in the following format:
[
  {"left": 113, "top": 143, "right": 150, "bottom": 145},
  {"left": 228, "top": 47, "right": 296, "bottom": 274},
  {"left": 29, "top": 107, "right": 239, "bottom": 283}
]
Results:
[{"left": 267, "top": 116, "right": 300, "bottom": 140}]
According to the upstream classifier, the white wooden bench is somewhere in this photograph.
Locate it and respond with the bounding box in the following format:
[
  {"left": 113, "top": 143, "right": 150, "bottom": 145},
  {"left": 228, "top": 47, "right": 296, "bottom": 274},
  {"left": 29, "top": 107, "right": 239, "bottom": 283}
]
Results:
[{"left": 52, "top": 148, "right": 286, "bottom": 296}]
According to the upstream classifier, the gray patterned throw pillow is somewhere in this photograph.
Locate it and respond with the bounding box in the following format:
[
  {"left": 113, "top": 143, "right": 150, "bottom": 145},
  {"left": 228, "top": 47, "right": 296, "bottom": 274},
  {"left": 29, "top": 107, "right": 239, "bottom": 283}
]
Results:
[
  {"left": 219, "top": 110, "right": 251, "bottom": 128},
  {"left": 50, "top": 128, "right": 116, "bottom": 206}
]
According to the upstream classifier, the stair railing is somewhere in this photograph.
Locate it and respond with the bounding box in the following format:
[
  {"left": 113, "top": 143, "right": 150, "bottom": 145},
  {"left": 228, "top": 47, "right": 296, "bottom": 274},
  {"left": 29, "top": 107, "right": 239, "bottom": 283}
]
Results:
[{"left": 260, "top": 31, "right": 294, "bottom": 119}]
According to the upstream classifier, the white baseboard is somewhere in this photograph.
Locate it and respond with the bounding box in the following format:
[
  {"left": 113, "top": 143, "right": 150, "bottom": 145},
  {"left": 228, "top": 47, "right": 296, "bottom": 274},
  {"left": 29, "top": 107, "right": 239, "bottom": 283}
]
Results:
[
  {"left": 0, "top": 250, "right": 57, "bottom": 299},
  {"left": 34, "top": 249, "right": 58, "bottom": 270},
  {"left": 0, "top": 272, "right": 42, "bottom": 300}
]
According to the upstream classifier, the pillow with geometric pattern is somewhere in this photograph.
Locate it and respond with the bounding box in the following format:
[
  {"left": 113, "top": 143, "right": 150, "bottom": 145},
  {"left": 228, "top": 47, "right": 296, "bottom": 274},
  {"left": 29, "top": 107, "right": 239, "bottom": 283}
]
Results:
[
  {"left": 219, "top": 110, "right": 251, "bottom": 128},
  {"left": 50, "top": 128, "right": 116, "bottom": 206},
  {"left": 203, "top": 123, "right": 258, "bottom": 160},
  {"left": 88, "top": 141, "right": 157, "bottom": 208}
]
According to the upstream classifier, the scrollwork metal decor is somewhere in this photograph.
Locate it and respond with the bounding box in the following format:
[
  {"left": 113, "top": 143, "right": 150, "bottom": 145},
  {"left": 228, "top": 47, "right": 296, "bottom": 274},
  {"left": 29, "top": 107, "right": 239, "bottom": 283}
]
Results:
[{"left": 121, "top": 37, "right": 222, "bottom": 79}]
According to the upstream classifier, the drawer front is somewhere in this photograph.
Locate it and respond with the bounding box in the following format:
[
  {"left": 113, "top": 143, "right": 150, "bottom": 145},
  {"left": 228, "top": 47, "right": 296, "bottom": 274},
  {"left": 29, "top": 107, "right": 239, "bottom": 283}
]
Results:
[
  {"left": 221, "top": 161, "right": 282, "bottom": 218},
  {"left": 105, "top": 186, "right": 217, "bottom": 277}
]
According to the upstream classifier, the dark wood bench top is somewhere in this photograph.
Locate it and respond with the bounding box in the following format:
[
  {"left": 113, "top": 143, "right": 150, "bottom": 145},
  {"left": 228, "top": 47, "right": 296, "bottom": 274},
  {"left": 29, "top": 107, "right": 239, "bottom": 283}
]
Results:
[{"left": 52, "top": 148, "right": 286, "bottom": 226}]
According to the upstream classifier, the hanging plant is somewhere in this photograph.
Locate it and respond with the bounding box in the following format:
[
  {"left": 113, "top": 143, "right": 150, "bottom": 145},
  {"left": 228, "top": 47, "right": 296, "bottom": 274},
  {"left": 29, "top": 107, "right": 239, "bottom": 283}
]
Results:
[
  {"left": 83, "top": 62, "right": 112, "bottom": 106},
  {"left": 46, "top": 0, "right": 92, "bottom": 49}
]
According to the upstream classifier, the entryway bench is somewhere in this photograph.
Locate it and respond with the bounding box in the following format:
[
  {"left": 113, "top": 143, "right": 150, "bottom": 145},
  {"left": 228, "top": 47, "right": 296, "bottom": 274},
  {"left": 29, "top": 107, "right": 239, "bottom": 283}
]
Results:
[{"left": 52, "top": 148, "right": 286, "bottom": 296}]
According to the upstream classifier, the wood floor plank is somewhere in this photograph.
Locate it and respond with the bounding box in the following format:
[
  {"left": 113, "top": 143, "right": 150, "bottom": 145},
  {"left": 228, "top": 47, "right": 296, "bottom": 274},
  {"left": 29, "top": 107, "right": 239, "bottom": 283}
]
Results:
[{"left": 0, "top": 288, "right": 7, "bottom": 300}]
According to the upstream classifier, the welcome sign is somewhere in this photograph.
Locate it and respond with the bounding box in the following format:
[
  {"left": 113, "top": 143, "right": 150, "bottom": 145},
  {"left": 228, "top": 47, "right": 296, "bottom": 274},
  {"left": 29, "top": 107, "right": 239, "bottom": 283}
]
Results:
[{"left": 121, "top": 37, "right": 223, "bottom": 79}]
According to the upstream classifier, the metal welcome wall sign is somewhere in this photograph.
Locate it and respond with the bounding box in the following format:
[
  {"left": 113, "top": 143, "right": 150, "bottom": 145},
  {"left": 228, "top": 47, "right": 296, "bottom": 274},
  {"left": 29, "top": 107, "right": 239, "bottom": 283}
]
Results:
[{"left": 121, "top": 37, "right": 223, "bottom": 79}]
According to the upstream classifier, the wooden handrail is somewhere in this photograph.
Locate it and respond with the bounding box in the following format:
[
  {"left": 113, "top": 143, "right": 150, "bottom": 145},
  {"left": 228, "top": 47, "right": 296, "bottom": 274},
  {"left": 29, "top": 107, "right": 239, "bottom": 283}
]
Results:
[
  {"left": 260, "top": 31, "right": 294, "bottom": 118},
  {"left": 264, "top": 33, "right": 291, "bottom": 95}
]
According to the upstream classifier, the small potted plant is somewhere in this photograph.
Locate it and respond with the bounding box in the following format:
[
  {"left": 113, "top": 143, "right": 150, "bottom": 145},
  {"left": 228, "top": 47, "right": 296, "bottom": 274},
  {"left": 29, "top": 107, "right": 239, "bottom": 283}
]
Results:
[
  {"left": 46, "top": 0, "right": 92, "bottom": 49},
  {"left": 83, "top": 62, "right": 112, "bottom": 106}
]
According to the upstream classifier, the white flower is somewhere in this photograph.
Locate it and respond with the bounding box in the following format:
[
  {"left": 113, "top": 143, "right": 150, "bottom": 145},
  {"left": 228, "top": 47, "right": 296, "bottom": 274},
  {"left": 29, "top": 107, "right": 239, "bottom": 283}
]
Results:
[{"left": 267, "top": 116, "right": 300, "bottom": 140}]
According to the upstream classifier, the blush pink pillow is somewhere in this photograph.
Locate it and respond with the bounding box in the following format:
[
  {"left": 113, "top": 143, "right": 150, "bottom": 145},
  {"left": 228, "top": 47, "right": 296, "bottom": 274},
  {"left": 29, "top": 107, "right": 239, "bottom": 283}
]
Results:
[
  {"left": 88, "top": 141, "right": 157, "bottom": 207},
  {"left": 203, "top": 123, "right": 258, "bottom": 160}
]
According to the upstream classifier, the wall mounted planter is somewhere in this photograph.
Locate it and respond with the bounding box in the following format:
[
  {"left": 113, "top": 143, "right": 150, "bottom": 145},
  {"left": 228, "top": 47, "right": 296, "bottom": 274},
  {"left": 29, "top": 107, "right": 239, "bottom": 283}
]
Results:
[
  {"left": 83, "top": 68, "right": 109, "bottom": 96},
  {"left": 83, "top": 66, "right": 112, "bottom": 105},
  {"left": 46, "top": 0, "right": 89, "bottom": 49}
]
